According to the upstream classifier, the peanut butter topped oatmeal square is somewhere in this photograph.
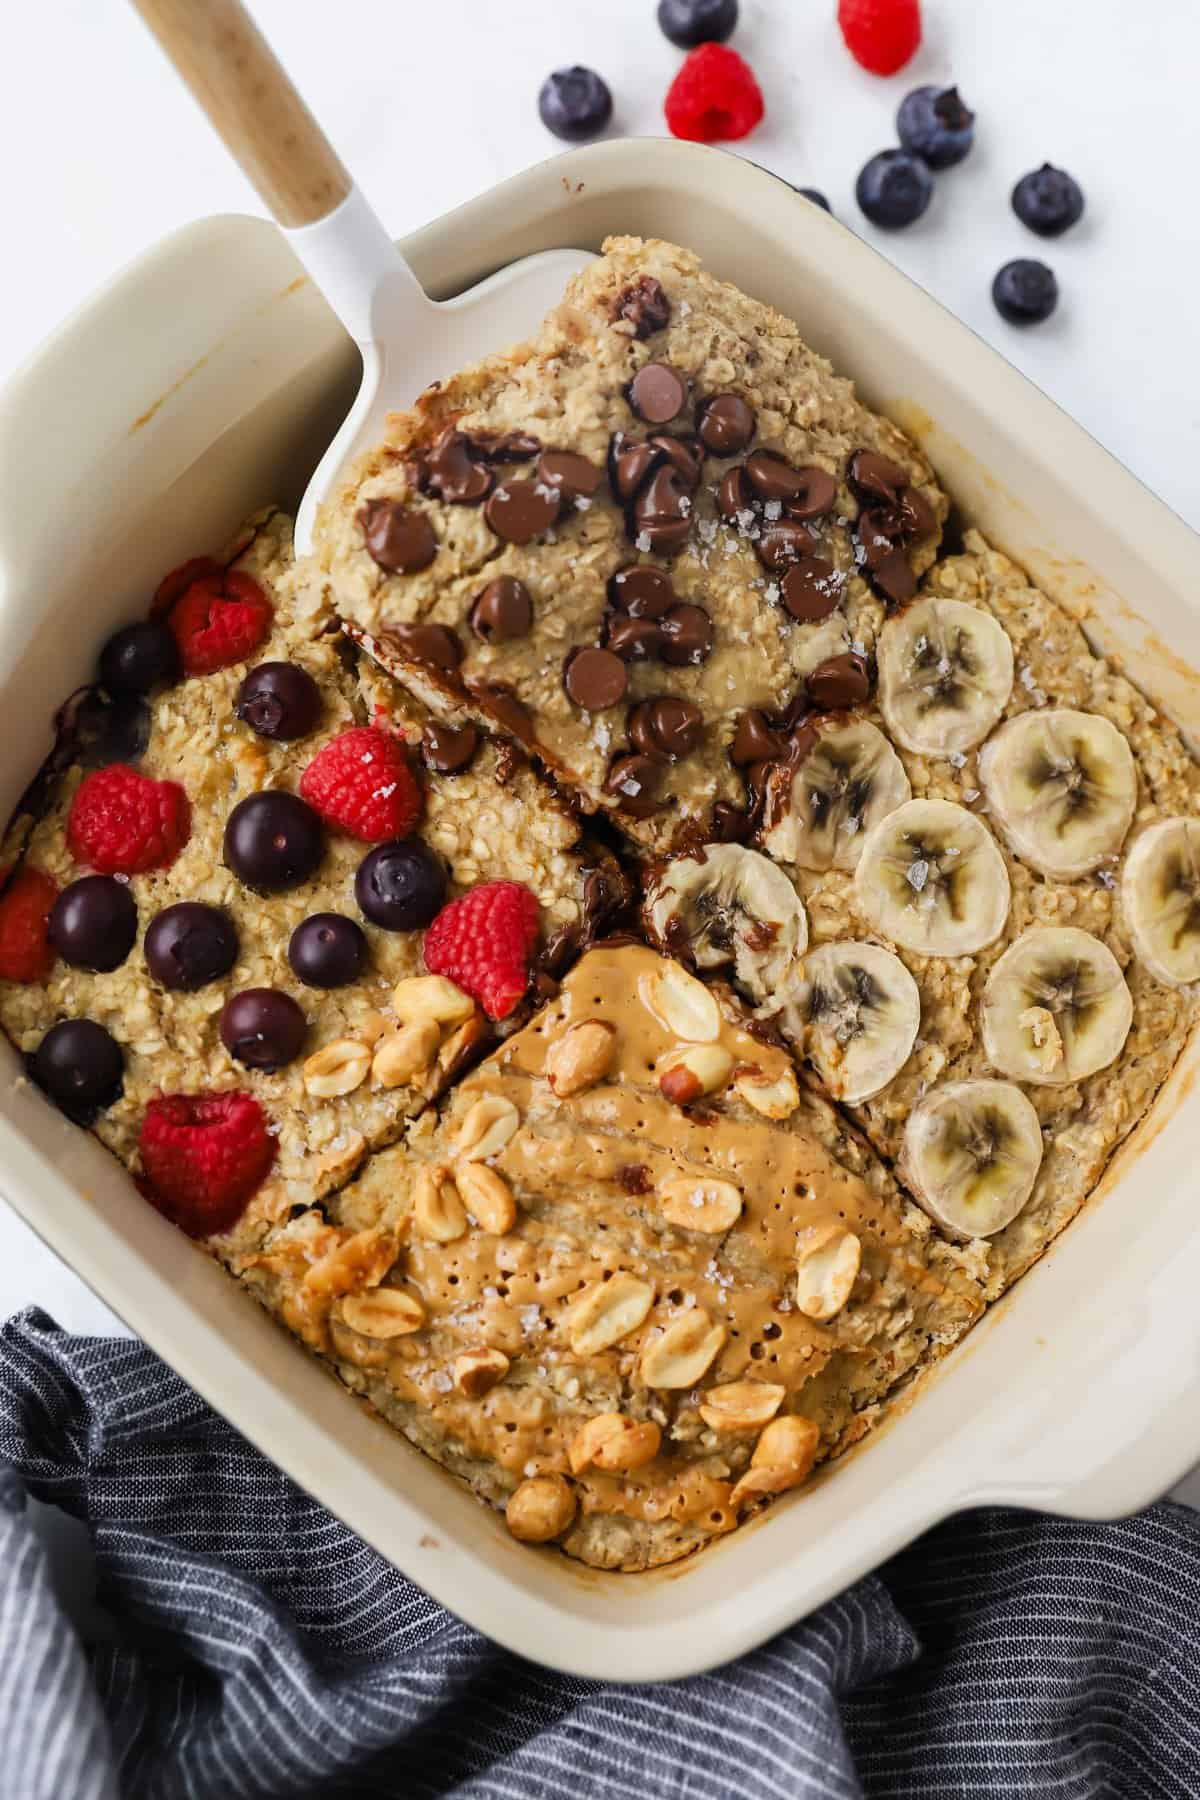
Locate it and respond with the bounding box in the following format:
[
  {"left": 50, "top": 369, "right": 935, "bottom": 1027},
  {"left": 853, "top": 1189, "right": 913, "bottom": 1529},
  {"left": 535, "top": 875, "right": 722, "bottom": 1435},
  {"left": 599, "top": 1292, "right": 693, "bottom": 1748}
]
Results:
[
  {"left": 311, "top": 236, "right": 946, "bottom": 849},
  {"left": 240, "top": 943, "right": 982, "bottom": 1570}
]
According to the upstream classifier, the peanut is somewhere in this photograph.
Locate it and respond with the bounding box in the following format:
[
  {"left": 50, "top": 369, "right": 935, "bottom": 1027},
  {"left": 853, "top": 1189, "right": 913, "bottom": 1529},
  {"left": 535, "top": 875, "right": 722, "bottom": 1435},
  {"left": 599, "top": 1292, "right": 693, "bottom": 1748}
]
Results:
[
  {"left": 639, "top": 1310, "right": 726, "bottom": 1388},
  {"left": 545, "top": 1018, "right": 616, "bottom": 1096},
  {"left": 339, "top": 1288, "right": 425, "bottom": 1339},
  {"left": 566, "top": 1273, "right": 654, "bottom": 1356},
  {"left": 639, "top": 961, "right": 720, "bottom": 1042},
  {"left": 391, "top": 974, "right": 476, "bottom": 1028},
  {"left": 698, "top": 1381, "right": 786, "bottom": 1433},
  {"left": 455, "top": 1094, "right": 520, "bottom": 1161},
  {"left": 412, "top": 1165, "right": 468, "bottom": 1243},
  {"left": 372, "top": 1019, "right": 440, "bottom": 1088},
  {"left": 658, "top": 1043, "right": 734, "bottom": 1106},
  {"left": 453, "top": 1347, "right": 511, "bottom": 1398},
  {"left": 795, "top": 1226, "right": 861, "bottom": 1322},
  {"left": 505, "top": 1474, "right": 577, "bottom": 1543},
  {"left": 659, "top": 1174, "right": 743, "bottom": 1234},
  {"left": 456, "top": 1161, "right": 518, "bottom": 1235},
  {"left": 568, "top": 1412, "right": 662, "bottom": 1476},
  {"left": 734, "top": 1064, "right": 800, "bottom": 1120},
  {"left": 303, "top": 1038, "right": 371, "bottom": 1099}
]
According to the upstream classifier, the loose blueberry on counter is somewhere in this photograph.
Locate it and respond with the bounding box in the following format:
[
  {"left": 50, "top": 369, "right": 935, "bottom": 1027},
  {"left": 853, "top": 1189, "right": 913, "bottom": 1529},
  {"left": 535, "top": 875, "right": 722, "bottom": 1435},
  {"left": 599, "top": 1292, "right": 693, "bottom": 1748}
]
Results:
[
  {"left": 31, "top": 1019, "right": 124, "bottom": 1122},
  {"left": 1012, "top": 163, "right": 1084, "bottom": 237},
  {"left": 855, "top": 149, "right": 933, "bottom": 229},
  {"left": 145, "top": 902, "right": 238, "bottom": 990},
  {"left": 219, "top": 988, "right": 307, "bottom": 1071},
  {"left": 657, "top": 0, "right": 738, "bottom": 48},
  {"left": 798, "top": 188, "right": 831, "bottom": 212},
  {"left": 288, "top": 912, "right": 368, "bottom": 988},
  {"left": 896, "top": 85, "right": 975, "bottom": 169},
  {"left": 48, "top": 875, "right": 138, "bottom": 972},
  {"left": 236, "top": 661, "right": 323, "bottom": 741},
  {"left": 538, "top": 67, "right": 613, "bottom": 141},
  {"left": 992, "top": 259, "right": 1059, "bottom": 325},
  {"left": 355, "top": 839, "right": 447, "bottom": 932},
  {"left": 98, "top": 621, "right": 180, "bottom": 698},
  {"left": 224, "top": 792, "right": 324, "bottom": 893}
]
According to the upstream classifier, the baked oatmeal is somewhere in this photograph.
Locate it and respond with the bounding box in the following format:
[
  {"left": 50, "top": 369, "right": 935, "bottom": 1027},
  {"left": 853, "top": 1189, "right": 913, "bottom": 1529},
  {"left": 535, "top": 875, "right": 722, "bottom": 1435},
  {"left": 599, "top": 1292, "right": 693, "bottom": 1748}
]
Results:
[
  {"left": 310, "top": 236, "right": 947, "bottom": 850},
  {"left": 2, "top": 240, "right": 1197, "bottom": 1573}
]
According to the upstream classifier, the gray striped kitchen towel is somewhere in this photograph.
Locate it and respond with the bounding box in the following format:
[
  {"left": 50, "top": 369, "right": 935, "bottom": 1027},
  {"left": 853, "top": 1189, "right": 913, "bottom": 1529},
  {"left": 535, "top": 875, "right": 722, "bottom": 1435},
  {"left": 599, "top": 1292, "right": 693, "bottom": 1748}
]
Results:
[{"left": 0, "top": 1306, "right": 1197, "bottom": 1800}]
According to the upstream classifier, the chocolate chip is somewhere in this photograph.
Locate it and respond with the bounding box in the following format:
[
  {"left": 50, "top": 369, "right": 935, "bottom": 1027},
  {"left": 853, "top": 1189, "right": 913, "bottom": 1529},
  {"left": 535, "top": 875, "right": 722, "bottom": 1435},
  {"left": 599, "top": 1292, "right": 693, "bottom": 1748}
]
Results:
[
  {"left": 563, "top": 647, "right": 628, "bottom": 711},
  {"left": 717, "top": 465, "right": 755, "bottom": 522},
  {"left": 609, "top": 564, "right": 674, "bottom": 618},
  {"left": 731, "top": 708, "right": 787, "bottom": 766},
  {"left": 628, "top": 362, "right": 688, "bottom": 425},
  {"left": 899, "top": 485, "right": 937, "bottom": 540},
  {"left": 614, "top": 276, "right": 671, "bottom": 338},
  {"left": 604, "top": 615, "right": 667, "bottom": 661},
  {"left": 609, "top": 433, "right": 665, "bottom": 503},
  {"left": 857, "top": 507, "right": 904, "bottom": 570},
  {"left": 711, "top": 801, "right": 752, "bottom": 842},
  {"left": 475, "top": 429, "right": 541, "bottom": 462},
  {"left": 756, "top": 519, "right": 818, "bottom": 574},
  {"left": 805, "top": 653, "right": 872, "bottom": 710},
  {"left": 358, "top": 499, "right": 437, "bottom": 573},
  {"left": 697, "top": 393, "right": 755, "bottom": 456},
  {"left": 627, "top": 696, "right": 704, "bottom": 761},
  {"left": 468, "top": 680, "right": 534, "bottom": 742},
  {"left": 632, "top": 465, "right": 692, "bottom": 554},
  {"left": 659, "top": 602, "right": 712, "bottom": 666},
  {"left": 421, "top": 721, "right": 480, "bottom": 774},
  {"left": 848, "top": 449, "right": 910, "bottom": 505},
  {"left": 483, "top": 478, "right": 560, "bottom": 545},
  {"left": 781, "top": 557, "right": 844, "bottom": 622},
  {"left": 784, "top": 467, "right": 839, "bottom": 521},
  {"left": 421, "top": 429, "right": 493, "bottom": 504},
  {"left": 538, "top": 449, "right": 603, "bottom": 501},
  {"left": 604, "top": 752, "right": 664, "bottom": 817},
  {"left": 471, "top": 576, "right": 533, "bottom": 642},
  {"left": 381, "top": 622, "right": 464, "bottom": 672},
  {"left": 872, "top": 549, "right": 918, "bottom": 606},
  {"left": 647, "top": 433, "right": 704, "bottom": 489},
  {"left": 744, "top": 451, "right": 806, "bottom": 503}
]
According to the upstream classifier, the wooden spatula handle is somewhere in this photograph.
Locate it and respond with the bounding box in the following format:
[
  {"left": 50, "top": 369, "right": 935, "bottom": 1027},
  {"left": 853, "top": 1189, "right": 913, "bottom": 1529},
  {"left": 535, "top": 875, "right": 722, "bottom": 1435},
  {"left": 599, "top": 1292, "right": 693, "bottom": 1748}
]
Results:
[{"left": 131, "top": 0, "right": 352, "bottom": 228}]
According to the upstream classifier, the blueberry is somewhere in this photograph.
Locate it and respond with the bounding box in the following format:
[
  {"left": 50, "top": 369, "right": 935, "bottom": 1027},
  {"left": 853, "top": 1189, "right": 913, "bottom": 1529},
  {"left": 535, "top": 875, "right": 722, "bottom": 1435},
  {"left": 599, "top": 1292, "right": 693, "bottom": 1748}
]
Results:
[
  {"left": 236, "top": 662, "right": 323, "bottom": 742},
  {"left": 538, "top": 67, "right": 612, "bottom": 142},
  {"left": 48, "top": 875, "right": 138, "bottom": 972},
  {"left": 992, "top": 259, "right": 1058, "bottom": 325},
  {"left": 855, "top": 150, "right": 933, "bottom": 230},
  {"left": 98, "top": 621, "right": 180, "bottom": 697},
  {"left": 31, "top": 1019, "right": 124, "bottom": 1122},
  {"left": 657, "top": 0, "right": 738, "bottom": 48},
  {"left": 355, "top": 840, "right": 446, "bottom": 932},
  {"left": 72, "top": 692, "right": 151, "bottom": 767},
  {"left": 224, "top": 792, "right": 324, "bottom": 894},
  {"left": 896, "top": 85, "right": 975, "bottom": 170},
  {"left": 1012, "top": 163, "right": 1084, "bottom": 237},
  {"left": 288, "top": 913, "right": 368, "bottom": 988},
  {"left": 798, "top": 188, "right": 832, "bottom": 213},
  {"left": 145, "top": 902, "right": 238, "bottom": 990},
  {"left": 220, "top": 988, "right": 307, "bottom": 1071}
]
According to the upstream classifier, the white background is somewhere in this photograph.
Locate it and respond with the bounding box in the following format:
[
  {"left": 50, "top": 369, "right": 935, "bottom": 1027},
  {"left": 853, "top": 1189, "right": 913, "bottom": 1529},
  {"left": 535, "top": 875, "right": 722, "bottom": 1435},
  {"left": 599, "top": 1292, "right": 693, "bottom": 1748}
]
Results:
[{"left": 0, "top": 0, "right": 1198, "bottom": 1531}]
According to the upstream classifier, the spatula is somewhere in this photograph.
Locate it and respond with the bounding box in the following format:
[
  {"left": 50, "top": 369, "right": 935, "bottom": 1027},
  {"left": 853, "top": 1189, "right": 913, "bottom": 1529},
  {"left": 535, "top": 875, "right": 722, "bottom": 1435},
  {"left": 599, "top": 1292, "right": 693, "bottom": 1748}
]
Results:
[{"left": 130, "top": 0, "right": 593, "bottom": 553}]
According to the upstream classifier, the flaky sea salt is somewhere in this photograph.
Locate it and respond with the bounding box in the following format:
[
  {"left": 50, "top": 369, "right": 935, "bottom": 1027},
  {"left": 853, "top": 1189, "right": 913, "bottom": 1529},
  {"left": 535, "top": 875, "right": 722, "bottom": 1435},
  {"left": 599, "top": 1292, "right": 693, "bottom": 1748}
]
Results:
[{"left": 906, "top": 858, "right": 930, "bottom": 892}]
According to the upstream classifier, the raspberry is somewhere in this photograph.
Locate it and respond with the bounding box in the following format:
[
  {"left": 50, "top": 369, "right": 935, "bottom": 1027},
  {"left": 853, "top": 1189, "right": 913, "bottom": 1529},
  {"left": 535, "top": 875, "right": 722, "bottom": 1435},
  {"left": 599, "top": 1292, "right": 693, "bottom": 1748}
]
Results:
[
  {"left": 837, "top": 0, "right": 921, "bottom": 76},
  {"left": 664, "top": 44, "right": 764, "bottom": 142},
  {"left": 67, "top": 764, "right": 190, "bottom": 875},
  {"left": 151, "top": 556, "right": 221, "bottom": 619},
  {"left": 423, "top": 881, "right": 540, "bottom": 1020},
  {"left": 167, "top": 569, "right": 273, "bottom": 675},
  {"left": 139, "top": 1091, "right": 275, "bottom": 1237},
  {"left": 299, "top": 726, "right": 422, "bottom": 843},
  {"left": 0, "top": 866, "right": 58, "bottom": 983}
]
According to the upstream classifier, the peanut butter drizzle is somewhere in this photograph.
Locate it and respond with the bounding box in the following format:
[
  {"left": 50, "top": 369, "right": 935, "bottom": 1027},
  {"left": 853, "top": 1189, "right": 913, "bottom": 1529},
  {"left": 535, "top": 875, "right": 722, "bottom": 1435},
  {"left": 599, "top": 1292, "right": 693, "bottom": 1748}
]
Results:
[{"left": 340, "top": 947, "right": 960, "bottom": 1534}]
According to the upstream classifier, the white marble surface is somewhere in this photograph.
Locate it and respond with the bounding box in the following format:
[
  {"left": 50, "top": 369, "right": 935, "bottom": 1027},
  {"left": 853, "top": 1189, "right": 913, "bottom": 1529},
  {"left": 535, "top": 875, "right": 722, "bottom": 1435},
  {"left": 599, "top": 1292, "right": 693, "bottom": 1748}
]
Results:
[{"left": 1, "top": 0, "right": 1198, "bottom": 1522}]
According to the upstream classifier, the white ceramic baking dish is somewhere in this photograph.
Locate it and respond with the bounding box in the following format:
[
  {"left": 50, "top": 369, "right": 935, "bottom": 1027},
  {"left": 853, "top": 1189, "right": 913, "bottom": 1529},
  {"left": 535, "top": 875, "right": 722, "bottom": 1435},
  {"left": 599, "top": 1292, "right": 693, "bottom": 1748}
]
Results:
[{"left": 1, "top": 138, "right": 1197, "bottom": 1684}]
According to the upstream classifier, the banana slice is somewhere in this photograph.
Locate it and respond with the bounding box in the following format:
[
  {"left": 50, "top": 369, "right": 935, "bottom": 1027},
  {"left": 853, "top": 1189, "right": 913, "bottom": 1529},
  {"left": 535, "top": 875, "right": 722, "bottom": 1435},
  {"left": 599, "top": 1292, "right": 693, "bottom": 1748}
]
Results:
[
  {"left": 978, "top": 710, "right": 1136, "bottom": 879},
  {"left": 760, "top": 721, "right": 911, "bottom": 872},
  {"left": 981, "top": 927, "right": 1132, "bottom": 1086},
  {"left": 878, "top": 598, "right": 1014, "bottom": 756},
  {"left": 1122, "top": 818, "right": 1200, "bottom": 987},
  {"left": 796, "top": 941, "right": 921, "bottom": 1103},
  {"left": 644, "top": 843, "right": 807, "bottom": 1005},
  {"left": 901, "top": 1079, "right": 1043, "bottom": 1239},
  {"left": 854, "top": 798, "right": 1010, "bottom": 958}
]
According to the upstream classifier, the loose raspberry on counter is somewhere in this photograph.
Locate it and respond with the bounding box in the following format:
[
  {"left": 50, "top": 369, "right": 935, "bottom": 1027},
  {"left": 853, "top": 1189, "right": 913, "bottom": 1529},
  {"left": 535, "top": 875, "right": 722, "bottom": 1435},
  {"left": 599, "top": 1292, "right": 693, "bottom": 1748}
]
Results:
[
  {"left": 664, "top": 43, "right": 764, "bottom": 142},
  {"left": 67, "top": 764, "right": 190, "bottom": 876},
  {"left": 423, "top": 880, "right": 540, "bottom": 1021},
  {"left": 139, "top": 1091, "right": 275, "bottom": 1237},
  {"left": 299, "top": 726, "right": 422, "bottom": 843},
  {"left": 0, "top": 866, "right": 58, "bottom": 983},
  {"left": 837, "top": 0, "right": 921, "bottom": 76},
  {"left": 166, "top": 568, "right": 273, "bottom": 675}
]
